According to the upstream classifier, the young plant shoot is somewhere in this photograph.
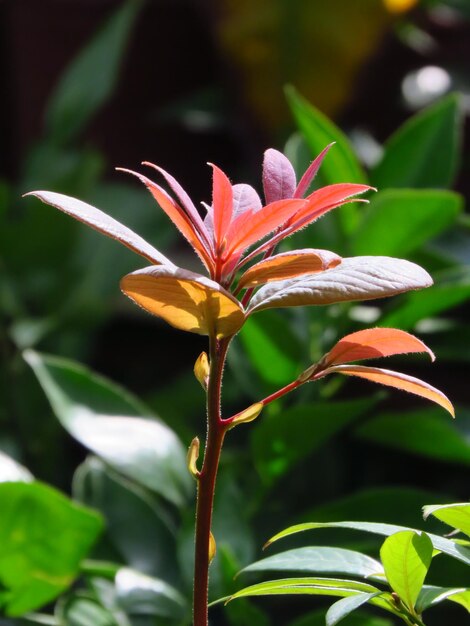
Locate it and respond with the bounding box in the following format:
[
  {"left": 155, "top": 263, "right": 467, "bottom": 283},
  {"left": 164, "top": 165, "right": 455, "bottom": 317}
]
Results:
[{"left": 26, "top": 145, "right": 454, "bottom": 626}]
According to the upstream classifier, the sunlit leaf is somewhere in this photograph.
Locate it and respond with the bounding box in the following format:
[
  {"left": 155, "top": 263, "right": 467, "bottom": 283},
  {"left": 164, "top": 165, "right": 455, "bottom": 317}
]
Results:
[
  {"left": 317, "top": 365, "right": 454, "bottom": 417},
  {"left": 371, "top": 94, "right": 462, "bottom": 189},
  {"left": 24, "top": 350, "right": 191, "bottom": 507},
  {"left": 326, "top": 592, "right": 383, "bottom": 626},
  {"left": 211, "top": 163, "right": 234, "bottom": 247},
  {"left": 416, "top": 585, "right": 469, "bottom": 613},
  {"left": 0, "top": 451, "right": 33, "bottom": 483},
  {"left": 265, "top": 520, "right": 470, "bottom": 568},
  {"left": 0, "top": 482, "right": 102, "bottom": 616},
  {"left": 249, "top": 256, "right": 432, "bottom": 313},
  {"left": 295, "top": 143, "right": 334, "bottom": 198},
  {"left": 121, "top": 266, "right": 245, "bottom": 338},
  {"left": 324, "top": 328, "right": 434, "bottom": 367},
  {"left": 226, "top": 578, "right": 382, "bottom": 606},
  {"left": 238, "top": 249, "right": 341, "bottom": 289},
  {"left": 25, "top": 190, "right": 173, "bottom": 266},
  {"left": 352, "top": 190, "right": 462, "bottom": 256},
  {"left": 448, "top": 590, "right": 470, "bottom": 612},
  {"left": 380, "top": 531, "right": 433, "bottom": 612},
  {"left": 423, "top": 503, "right": 470, "bottom": 538},
  {"left": 263, "top": 148, "right": 297, "bottom": 203},
  {"left": 115, "top": 567, "right": 188, "bottom": 619},
  {"left": 355, "top": 408, "right": 470, "bottom": 465},
  {"left": 239, "top": 547, "right": 384, "bottom": 579},
  {"left": 116, "top": 168, "right": 212, "bottom": 268}
]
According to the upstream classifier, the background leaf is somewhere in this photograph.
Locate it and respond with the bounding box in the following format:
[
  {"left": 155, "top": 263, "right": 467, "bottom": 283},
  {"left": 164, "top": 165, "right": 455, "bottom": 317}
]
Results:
[
  {"left": 371, "top": 94, "right": 462, "bottom": 189},
  {"left": 45, "top": 0, "right": 143, "bottom": 144},
  {"left": 24, "top": 350, "right": 191, "bottom": 507},
  {"left": 0, "top": 482, "right": 102, "bottom": 616},
  {"left": 352, "top": 189, "right": 462, "bottom": 256}
]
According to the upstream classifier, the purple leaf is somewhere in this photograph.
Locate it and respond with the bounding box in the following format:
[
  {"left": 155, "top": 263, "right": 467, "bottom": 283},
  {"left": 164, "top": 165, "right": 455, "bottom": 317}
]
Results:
[
  {"left": 232, "top": 183, "right": 262, "bottom": 218},
  {"left": 262, "top": 149, "right": 297, "bottom": 204}
]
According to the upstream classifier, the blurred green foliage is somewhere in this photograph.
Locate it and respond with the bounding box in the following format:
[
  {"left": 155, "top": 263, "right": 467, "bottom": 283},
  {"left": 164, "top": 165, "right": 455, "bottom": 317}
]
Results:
[{"left": 1, "top": 0, "right": 469, "bottom": 624}]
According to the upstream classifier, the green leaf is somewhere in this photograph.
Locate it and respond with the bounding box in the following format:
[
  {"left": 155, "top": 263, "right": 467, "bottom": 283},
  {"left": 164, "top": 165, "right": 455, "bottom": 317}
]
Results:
[
  {"left": 24, "top": 350, "right": 191, "bottom": 507},
  {"left": 355, "top": 408, "right": 470, "bottom": 466},
  {"left": 239, "top": 547, "right": 384, "bottom": 579},
  {"left": 73, "top": 457, "right": 180, "bottom": 584},
  {"left": 239, "top": 310, "right": 303, "bottom": 385},
  {"left": 371, "top": 94, "right": 462, "bottom": 189},
  {"left": 227, "top": 577, "right": 380, "bottom": 603},
  {"left": 45, "top": 0, "right": 143, "bottom": 143},
  {"left": 0, "top": 450, "right": 33, "bottom": 483},
  {"left": 115, "top": 567, "right": 188, "bottom": 620},
  {"left": 285, "top": 86, "right": 367, "bottom": 186},
  {"left": 380, "top": 272, "right": 470, "bottom": 329},
  {"left": 250, "top": 398, "right": 377, "bottom": 485},
  {"left": 423, "top": 503, "right": 470, "bottom": 538},
  {"left": 380, "top": 531, "right": 433, "bottom": 612},
  {"left": 416, "top": 585, "right": 469, "bottom": 612},
  {"left": 352, "top": 190, "right": 462, "bottom": 256},
  {"left": 288, "top": 607, "right": 393, "bottom": 626},
  {"left": 448, "top": 589, "right": 470, "bottom": 612},
  {"left": 265, "top": 520, "right": 470, "bottom": 567},
  {"left": 0, "top": 481, "right": 103, "bottom": 616},
  {"left": 326, "top": 592, "right": 383, "bottom": 626},
  {"left": 285, "top": 85, "right": 367, "bottom": 235}
]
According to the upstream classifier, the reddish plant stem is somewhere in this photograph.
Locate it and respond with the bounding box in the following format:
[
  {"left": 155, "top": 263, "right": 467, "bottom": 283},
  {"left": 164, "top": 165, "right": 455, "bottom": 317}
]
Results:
[{"left": 193, "top": 337, "right": 229, "bottom": 626}]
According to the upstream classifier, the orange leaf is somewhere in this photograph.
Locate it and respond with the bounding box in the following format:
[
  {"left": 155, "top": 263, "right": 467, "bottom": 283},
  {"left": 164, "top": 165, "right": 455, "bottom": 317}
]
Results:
[
  {"left": 121, "top": 266, "right": 245, "bottom": 338},
  {"left": 324, "top": 328, "right": 435, "bottom": 367},
  {"left": 237, "top": 249, "right": 341, "bottom": 290},
  {"left": 117, "top": 168, "right": 213, "bottom": 271},
  {"left": 318, "top": 365, "right": 454, "bottom": 417},
  {"left": 210, "top": 163, "right": 233, "bottom": 250},
  {"left": 24, "top": 191, "right": 174, "bottom": 267}
]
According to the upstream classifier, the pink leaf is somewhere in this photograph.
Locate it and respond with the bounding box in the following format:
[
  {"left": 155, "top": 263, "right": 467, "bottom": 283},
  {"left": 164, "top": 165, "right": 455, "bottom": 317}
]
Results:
[
  {"left": 316, "top": 364, "right": 454, "bottom": 417},
  {"left": 294, "top": 143, "right": 334, "bottom": 198},
  {"left": 232, "top": 183, "right": 262, "bottom": 218},
  {"left": 24, "top": 190, "right": 175, "bottom": 267},
  {"left": 324, "top": 328, "right": 435, "bottom": 367}
]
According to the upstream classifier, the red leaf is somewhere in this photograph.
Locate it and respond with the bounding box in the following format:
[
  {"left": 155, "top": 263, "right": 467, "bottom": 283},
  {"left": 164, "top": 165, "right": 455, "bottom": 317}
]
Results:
[
  {"left": 324, "top": 328, "right": 435, "bottom": 367},
  {"left": 317, "top": 365, "right": 454, "bottom": 417},
  {"left": 210, "top": 163, "right": 233, "bottom": 250},
  {"left": 117, "top": 168, "right": 213, "bottom": 271},
  {"left": 294, "top": 143, "right": 334, "bottom": 198}
]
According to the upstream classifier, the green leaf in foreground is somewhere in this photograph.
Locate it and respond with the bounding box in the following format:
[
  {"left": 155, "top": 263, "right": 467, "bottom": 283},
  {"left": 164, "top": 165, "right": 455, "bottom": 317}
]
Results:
[
  {"left": 354, "top": 408, "right": 470, "bottom": 466},
  {"left": 45, "top": 0, "right": 143, "bottom": 143},
  {"left": 24, "top": 350, "right": 191, "bottom": 507},
  {"left": 371, "top": 94, "right": 462, "bottom": 189},
  {"left": 380, "top": 531, "right": 433, "bottom": 612},
  {"left": 416, "top": 585, "right": 470, "bottom": 613},
  {"left": 352, "top": 189, "right": 462, "bottom": 257},
  {"left": 239, "top": 547, "right": 384, "bottom": 580},
  {"left": 423, "top": 503, "right": 470, "bottom": 538},
  {"left": 265, "top": 520, "right": 470, "bottom": 567},
  {"left": 0, "top": 481, "right": 102, "bottom": 616},
  {"left": 326, "top": 592, "right": 383, "bottom": 626}
]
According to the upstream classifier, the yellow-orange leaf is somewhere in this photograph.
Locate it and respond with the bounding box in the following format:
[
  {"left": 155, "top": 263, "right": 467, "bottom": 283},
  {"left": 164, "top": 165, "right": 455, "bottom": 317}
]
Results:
[
  {"left": 121, "top": 266, "right": 245, "bottom": 338},
  {"left": 318, "top": 365, "right": 454, "bottom": 417},
  {"left": 237, "top": 249, "right": 341, "bottom": 290},
  {"left": 324, "top": 328, "right": 435, "bottom": 367}
]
